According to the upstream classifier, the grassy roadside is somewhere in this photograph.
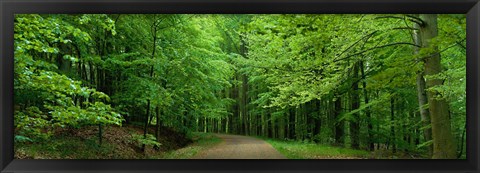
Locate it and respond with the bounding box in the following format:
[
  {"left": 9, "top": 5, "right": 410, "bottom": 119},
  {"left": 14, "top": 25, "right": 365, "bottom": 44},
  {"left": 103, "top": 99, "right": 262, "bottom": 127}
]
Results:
[
  {"left": 16, "top": 125, "right": 151, "bottom": 159},
  {"left": 263, "top": 138, "right": 432, "bottom": 159},
  {"left": 263, "top": 138, "right": 371, "bottom": 159},
  {"left": 15, "top": 126, "right": 214, "bottom": 159},
  {"left": 14, "top": 126, "right": 193, "bottom": 159},
  {"left": 155, "top": 132, "right": 222, "bottom": 159},
  {"left": 15, "top": 136, "right": 123, "bottom": 159}
]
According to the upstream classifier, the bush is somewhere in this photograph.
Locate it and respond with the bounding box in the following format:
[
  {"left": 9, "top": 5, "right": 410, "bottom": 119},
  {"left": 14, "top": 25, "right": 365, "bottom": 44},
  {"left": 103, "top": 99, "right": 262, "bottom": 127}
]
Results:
[{"left": 131, "top": 133, "right": 161, "bottom": 149}]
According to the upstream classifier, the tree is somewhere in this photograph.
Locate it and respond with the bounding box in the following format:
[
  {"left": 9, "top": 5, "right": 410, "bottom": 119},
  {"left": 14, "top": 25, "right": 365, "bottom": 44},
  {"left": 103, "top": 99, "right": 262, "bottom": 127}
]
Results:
[
  {"left": 419, "top": 14, "right": 457, "bottom": 159},
  {"left": 14, "top": 14, "right": 123, "bottom": 142},
  {"left": 14, "top": 14, "right": 466, "bottom": 159},
  {"left": 412, "top": 14, "right": 433, "bottom": 156}
]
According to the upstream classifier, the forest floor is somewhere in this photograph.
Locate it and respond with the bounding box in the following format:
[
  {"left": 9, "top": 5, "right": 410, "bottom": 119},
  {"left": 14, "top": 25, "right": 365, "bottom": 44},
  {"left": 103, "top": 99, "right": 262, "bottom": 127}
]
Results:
[
  {"left": 192, "top": 134, "right": 287, "bottom": 159},
  {"left": 185, "top": 133, "right": 426, "bottom": 159},
  {"left": 263, "top": 138, "right": 427, "bottom": 159},
  {"left": 158, "top": 132, "right": 222, "bottom": 159},
  {"left": 15, "top": 125, "right": 193, "bottom": 159},
  {"left": 264, "top": 139, "right": 370, "bottom": 159},
  {"left": 15, "top": 129, "right": 427, "bottom": 159}
]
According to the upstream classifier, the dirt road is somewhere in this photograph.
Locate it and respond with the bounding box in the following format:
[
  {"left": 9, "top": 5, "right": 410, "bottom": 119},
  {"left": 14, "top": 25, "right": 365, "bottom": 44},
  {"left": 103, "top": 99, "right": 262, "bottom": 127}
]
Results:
[{"left": 193, "top": 134, "right": 287, "bottom": 159}]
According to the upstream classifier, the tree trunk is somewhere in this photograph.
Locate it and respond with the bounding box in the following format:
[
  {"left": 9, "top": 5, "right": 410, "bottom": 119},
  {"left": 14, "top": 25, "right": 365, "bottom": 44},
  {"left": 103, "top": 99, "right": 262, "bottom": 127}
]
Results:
[
  {"left": 141, "top": 99, "right": 151, "bottom": 152},
  {"left": 231, "top": 75, "right": 239, "bottom": 134},
  {"left": 142, "top": 15, "right": 159, "bottom": 153},
  {"left": 155, "top": 106, "right": 160, "bottom": 141},
  {"left": 360, "top": 60, "right": 374, "bottom": 151},
  {"left": 419, "top": 14, "right": 457, "bottom": 159},
  {"left": 390, "top": 96, "right": 396, "bottom": 153},
  {"left": 334, "top": 96, "right": 344, "bottom": 146},
  {"left": 350, "top": 62, "right": 360, "bottom": 149},
  {"left": 413, "top": 15, "right": 433, "bottom": 156},
  {"left": 314, "top": 100, "right": 322, "bottom": 143}
]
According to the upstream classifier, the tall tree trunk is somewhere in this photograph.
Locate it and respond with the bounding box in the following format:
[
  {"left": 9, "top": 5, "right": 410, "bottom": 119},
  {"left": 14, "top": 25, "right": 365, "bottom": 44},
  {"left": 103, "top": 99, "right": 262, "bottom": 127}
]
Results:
[
  {"left": 289, "top": 108, "right": 295, "bottom": 139},
  {"left": 334, "top": 96, "right": 344, "bottom": 146},
  {"left": 279, "top": 115, "right": 285, "bottom": 139},
  {"left": 314, "top": 100, "right": 322, "bottom": 143},
  {"left": 155, "top": 106, "right": 160, "bottom": 146},
  {"left": 142, "top": 15, "right": 159, "bottom": 152},
  {"left": 231, "top": 75, "right": 239, "bottom": 134},
  {"left": 420, "top": 14, "right": 457, "bottom": 159},
  {"left": 457, "top": 122, "right": 466, "bottom": 158},
  {"left": 204, "top": 117, "right": 207, "bottom": 133},
  {"left": 89, "top": 62, "right": 95, "bottom": 87},
  {"left": 390, "top": 96, "right": 396, "bottom": 153},
  {"left": 350, "top": 62, "right": 360, "bottom": 149},
  {"left": 242, "top": 74, "right": 249, "bottom": 135},
  {"left": 360, "top": 60, "right": 374, "bottom": 151},
  {"left": 295, "top": 107, "right": 300, "bottom": 140},
  {"left": 413, "top": 15, "right": 433, "bottom": 156},
  {"left": 142, "top": 99, "right": 151, "bottom": 152}
]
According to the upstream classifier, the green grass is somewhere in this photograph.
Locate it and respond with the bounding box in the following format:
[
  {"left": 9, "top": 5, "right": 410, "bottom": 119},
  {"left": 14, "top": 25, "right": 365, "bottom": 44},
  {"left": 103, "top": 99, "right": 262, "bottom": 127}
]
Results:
[
  {"left": 155, "top": 132, "right": 222, "bottom": 159},
  {"left": 264, "top": 139, "right": 371, "bottom": 159}
]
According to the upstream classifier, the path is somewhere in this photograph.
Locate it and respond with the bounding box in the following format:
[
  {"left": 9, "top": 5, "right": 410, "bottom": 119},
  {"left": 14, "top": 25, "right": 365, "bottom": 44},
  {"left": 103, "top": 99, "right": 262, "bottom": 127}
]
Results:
[{"left": 193, "top": 134, "right": 287, "bottom": 159}]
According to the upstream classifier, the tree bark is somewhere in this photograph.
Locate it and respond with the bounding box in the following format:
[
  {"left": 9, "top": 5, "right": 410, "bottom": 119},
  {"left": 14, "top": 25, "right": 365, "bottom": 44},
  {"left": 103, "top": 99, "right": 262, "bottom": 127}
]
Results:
[
  {"left": 390, "top": 96, "right": 396, "bottom": 153},
  {"left": 413, "top": 14, "right": 433, "bottom": 156},
  {"left": 141, "top": 99, "right": 151, "bottom": 152},
  {"left": 350, "top": 62, "right": 360, "bottom": 149},
  {"left": 334, "top": 96, "right": 344, "bottom": 146},
  {"left": 419, "top": 14, "right": 457, "bottom": 159},
  {"left": 142, "top": 15, "right": 159, "bottom": 152},
  {"left": 360, "top": 60, "right": 374, "bottom": 151},
  {"left": 155, "top": 106, "right": 160, "bottom": 143}
]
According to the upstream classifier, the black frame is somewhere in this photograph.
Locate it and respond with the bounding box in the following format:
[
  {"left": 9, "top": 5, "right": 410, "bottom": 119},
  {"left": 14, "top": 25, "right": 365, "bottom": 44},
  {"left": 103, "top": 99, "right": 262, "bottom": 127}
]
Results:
[{"left": 1, "top": 0, "right": 479, "bottom": 172}]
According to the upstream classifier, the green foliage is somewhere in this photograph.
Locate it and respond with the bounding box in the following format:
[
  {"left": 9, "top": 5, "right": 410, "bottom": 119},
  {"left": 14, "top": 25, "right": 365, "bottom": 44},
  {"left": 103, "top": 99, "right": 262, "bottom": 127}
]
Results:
[
  {"left": 14, "top": 13, "right": 466, "bottom": 158},
  {"left": 238, "top": 14, "right": 465, "bottom": 156},
  {"left": 14, "top": 14, "right": 124, "bottom": 141},
  {"left": 131, "top": 134, "right": 161, "bottom": 149},
  {"left": 14, "top": 108, "right": 52, "bottom": 140},
  {"left": 15, "top": 135, "right": 34, "bottom": 143},
  {"left": 15, "top": 134, "right": 125, "bottom": 159}
]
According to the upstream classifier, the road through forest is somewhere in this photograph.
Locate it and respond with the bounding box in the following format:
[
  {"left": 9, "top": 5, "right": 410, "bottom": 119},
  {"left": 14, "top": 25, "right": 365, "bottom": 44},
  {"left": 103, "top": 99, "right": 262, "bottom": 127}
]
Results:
[{"left": 192, "top": 134, "right": 287, "bottom": 159}]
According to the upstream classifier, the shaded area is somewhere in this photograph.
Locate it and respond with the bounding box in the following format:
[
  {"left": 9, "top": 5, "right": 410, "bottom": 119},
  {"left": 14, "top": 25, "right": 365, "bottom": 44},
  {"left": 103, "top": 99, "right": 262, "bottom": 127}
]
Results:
[{"left": 15, "top": 125, "right": 191, "bottom": 159}]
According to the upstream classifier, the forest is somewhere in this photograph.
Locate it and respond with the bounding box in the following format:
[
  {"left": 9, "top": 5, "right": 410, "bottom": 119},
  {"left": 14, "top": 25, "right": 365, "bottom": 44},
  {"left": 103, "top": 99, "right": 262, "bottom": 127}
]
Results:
[{"left": 13, "top": 14, "right": 466, "bottom": 159}]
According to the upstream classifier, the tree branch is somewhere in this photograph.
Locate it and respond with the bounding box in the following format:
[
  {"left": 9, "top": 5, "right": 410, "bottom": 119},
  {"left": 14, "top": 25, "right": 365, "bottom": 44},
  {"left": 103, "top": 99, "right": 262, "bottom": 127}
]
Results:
[
  {"left": 337, "top": 30, "right": 378, "bottom": 58},
  {"left": 392, "top": 27, "right": 418, "bottom": 31},
  {"left": 375, "top": 15, "right": 424, "bottom": 27},
  {"left": 335, "top": 42, "right": 421, "bottom": 63},
  {"left": 422, "top": 38, "right": 467, "bottom": 60},
  {"left": 405, "top": 14, "right": 425, "bottom": 27},
  {"left": 456, "top": 41, "right": 466, "bottom": 49}
]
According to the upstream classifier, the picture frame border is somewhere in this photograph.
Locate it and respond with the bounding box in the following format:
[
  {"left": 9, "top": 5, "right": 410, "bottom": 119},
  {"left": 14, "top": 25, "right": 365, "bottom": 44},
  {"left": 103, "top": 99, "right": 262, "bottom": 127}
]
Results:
[{"left": 1, "top": 0, "right": 478, "bottom": 172}]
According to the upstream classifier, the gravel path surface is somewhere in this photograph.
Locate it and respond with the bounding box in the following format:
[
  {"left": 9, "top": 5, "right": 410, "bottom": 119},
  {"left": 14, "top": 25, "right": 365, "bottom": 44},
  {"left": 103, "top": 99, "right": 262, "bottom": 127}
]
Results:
[{"left": 193, "top": 134, "right": 287, "bottom": 159}]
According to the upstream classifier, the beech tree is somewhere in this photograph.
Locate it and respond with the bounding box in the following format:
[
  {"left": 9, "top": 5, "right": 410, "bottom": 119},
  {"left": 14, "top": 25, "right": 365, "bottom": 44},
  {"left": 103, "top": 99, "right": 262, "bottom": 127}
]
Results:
[
  {"left": 14, "top": 14, "right": 466, "bottom": 158},
  {"left": 419, "top": 14, "right": 457, "bottom": 159}
]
